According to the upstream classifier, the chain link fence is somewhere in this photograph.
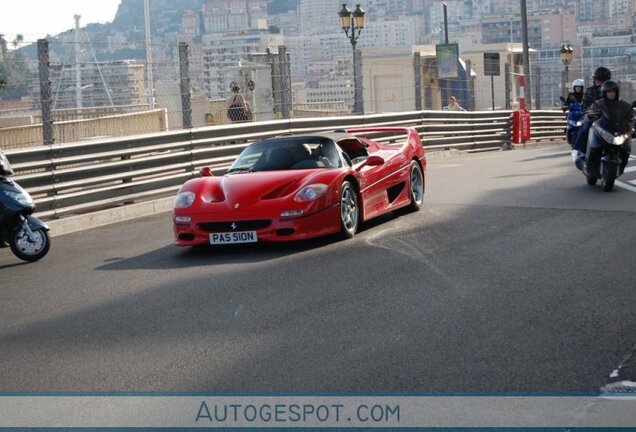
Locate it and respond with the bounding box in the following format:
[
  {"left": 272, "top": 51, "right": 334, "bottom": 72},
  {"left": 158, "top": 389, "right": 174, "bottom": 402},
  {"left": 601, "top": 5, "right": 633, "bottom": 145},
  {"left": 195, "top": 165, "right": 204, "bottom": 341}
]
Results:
[{"left": 1, "top": 30, "right": 635, "bottom": 149}]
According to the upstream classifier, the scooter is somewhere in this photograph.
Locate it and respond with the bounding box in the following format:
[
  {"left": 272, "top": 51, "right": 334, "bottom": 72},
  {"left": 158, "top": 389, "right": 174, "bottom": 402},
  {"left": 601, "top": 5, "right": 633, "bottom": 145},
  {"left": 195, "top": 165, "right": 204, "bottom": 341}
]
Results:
[
  {"left": 0, "top": 151, "right": 50, "bottom": 261},
  {"left": 566, "top": 103, "right": 585, "bottom": 147},
  {"left": 560, "top": 97, "right": 585, "bottom": 147},
  {"left": 582, "top": 120, "right": 633, "bottom": 192}
]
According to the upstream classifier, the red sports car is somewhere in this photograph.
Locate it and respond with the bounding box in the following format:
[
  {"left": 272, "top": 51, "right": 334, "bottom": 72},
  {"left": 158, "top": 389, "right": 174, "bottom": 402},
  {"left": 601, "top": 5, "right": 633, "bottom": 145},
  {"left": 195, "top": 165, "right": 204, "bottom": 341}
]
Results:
[{"left": 172, "top": 127, "right": 426, "bottom": 246}]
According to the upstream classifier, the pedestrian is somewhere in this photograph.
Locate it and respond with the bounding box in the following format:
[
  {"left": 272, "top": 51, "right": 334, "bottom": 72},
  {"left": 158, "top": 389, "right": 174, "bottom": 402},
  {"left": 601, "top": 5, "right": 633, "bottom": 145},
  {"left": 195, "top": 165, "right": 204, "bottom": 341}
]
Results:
[
  {"left": 226, "top": 84, "right": 252, "bottom": 123},
  {"left": 446, "top": 96, "right": 466, "bottom": 111}
]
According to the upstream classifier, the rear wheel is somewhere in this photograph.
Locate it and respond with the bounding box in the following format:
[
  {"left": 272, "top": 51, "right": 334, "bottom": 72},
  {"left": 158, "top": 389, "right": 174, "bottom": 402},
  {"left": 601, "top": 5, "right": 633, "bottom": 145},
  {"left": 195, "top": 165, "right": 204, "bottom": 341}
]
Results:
[
  {"left": 339, "top": 181, "right": 359, "bottom": 239},
  {"left": 406, "top": 161, "right": 424, "bottom": 212}
]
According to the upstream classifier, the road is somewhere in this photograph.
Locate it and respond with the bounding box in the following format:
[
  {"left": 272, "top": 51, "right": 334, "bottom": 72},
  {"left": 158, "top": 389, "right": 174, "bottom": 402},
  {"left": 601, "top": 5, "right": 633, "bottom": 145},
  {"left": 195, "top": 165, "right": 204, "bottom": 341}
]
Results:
[{"left": 1, "top": 144, "right": 635, "bottom": 392}]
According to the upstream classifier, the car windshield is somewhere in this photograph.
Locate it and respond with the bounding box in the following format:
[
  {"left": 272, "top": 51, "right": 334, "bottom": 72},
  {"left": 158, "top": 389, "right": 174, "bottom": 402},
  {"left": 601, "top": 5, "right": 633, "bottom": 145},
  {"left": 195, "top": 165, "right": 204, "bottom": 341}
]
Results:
[{"left": 228, "top": 137, "right": 342, "bottom": 172}]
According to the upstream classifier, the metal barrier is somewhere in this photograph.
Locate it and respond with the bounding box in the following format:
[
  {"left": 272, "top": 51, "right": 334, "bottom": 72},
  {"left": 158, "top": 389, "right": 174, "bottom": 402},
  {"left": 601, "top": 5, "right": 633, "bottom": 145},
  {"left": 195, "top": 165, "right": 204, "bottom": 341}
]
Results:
[{"left": 5, "top": 109, "right": 566, "bottom": 220}]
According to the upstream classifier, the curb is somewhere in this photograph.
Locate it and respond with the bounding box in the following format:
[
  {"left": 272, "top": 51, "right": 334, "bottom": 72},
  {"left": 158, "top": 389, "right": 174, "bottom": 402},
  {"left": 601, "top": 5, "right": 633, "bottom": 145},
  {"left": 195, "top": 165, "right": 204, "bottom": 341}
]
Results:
[
  {"left": 46, "top": 197, "right": 174, "bottom": 238},
  {"left": 511, "top": 140, "right": 567, "bottom": 150}
]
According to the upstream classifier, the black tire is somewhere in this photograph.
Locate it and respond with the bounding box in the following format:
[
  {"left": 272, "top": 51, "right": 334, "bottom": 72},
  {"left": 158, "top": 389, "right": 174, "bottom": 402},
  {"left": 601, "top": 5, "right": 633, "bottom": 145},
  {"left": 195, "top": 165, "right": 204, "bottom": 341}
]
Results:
[
  {"left": 406, "top": 161, "right": 425, "bottom": 212},
  {"left": 586, "top": 176, "right": 598, "bottom": 186},
  {"left": 9, "top": 227, "right": 50, "bottom": 262},
  {"left": 339, "top": 181, "right": 359, "bottom": 239},
  {"left": 602, "top": 166, "right": 616, "bottom": 192}
]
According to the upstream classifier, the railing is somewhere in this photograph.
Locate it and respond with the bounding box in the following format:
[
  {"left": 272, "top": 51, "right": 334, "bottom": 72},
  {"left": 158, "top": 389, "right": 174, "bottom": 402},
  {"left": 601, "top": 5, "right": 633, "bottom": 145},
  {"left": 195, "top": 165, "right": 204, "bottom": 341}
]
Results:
[
  {"left": 0, "top": 109, "right": 169, "bottom": 150},
  {"left": 5, "top": 109, "right": 566, "bottom": 220}
]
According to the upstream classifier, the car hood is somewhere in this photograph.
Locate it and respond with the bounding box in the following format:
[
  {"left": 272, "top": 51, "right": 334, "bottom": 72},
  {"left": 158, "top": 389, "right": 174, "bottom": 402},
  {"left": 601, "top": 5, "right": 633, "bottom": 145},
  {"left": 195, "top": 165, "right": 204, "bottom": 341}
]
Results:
[{"left": 186, "top": 169, "right": 339, "bottom": 209}]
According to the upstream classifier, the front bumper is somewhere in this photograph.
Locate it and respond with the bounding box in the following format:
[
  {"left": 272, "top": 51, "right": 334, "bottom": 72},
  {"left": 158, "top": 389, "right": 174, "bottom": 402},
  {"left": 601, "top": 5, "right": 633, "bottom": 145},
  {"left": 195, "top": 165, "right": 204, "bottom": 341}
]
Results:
[{"left": 173, "top": 204, "right": 341, "bottom": 246}]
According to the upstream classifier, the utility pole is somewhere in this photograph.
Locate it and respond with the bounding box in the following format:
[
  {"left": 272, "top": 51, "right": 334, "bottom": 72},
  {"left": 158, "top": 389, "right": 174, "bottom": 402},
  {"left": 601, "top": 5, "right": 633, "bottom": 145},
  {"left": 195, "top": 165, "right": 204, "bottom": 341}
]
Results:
[
  {"left": 520, "top": 0, "right": 532, "bottom": 108},
  {"left": 178, "top": 42, "right": 192, "bottom": 129},
  {"left": 144, "top": 0, "right": 155, "bottom": 109},
  {"left": 443, "top": 3, "right": 449, "bottom": 44},
  {"left": 74, "top": 15, "right": 82, "bottom": 109},
  {"left": 37, "top": 39, "right": 54, "bottom": 145}
]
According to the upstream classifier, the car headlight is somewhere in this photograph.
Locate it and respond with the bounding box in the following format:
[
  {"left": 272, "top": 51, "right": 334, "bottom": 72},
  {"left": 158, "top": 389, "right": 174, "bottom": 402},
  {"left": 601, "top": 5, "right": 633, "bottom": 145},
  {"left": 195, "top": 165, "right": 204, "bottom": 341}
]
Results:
[
  {"left": 3, "top": 189, "right": 33, "bottom": 206},
  {"left": 294, "top": 184, "right": 328, "bottom": 202},
  {"left": 174, "top": 191, "right": 195, "bottom": 209}
]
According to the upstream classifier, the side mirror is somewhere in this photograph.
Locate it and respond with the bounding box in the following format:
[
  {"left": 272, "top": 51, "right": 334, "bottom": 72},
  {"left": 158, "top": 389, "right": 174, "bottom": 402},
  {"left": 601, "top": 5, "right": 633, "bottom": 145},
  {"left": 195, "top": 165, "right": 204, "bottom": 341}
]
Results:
[
  {"left": 559, "top": 96, "right": 566, "bottom": 103},
  {"left": 356, "top": 155, "right": 385, "bottom": 171},
  {"left": 366, "top": 155, "right": 385, "bottom": 166},
  {"left": 199, "top": 166, "right": 214, "bottom": 177}
]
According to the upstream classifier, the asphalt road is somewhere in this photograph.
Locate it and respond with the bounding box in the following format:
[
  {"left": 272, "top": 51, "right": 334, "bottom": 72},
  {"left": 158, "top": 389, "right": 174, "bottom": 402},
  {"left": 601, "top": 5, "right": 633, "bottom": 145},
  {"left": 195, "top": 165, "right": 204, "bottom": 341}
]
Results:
[{"left": 1, "top": 144, "right": 635, "bottom": 393}]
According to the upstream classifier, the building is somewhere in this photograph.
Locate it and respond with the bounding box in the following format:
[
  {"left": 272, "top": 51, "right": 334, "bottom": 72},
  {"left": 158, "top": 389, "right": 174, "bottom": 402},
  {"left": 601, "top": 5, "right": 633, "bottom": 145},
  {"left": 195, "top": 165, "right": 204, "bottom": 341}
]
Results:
[
  {"left": 481, "top": 13, "right": 576, "bottom": 49},
  {"left": 202, "top": 0, "right": 268, "bottom": 33},
  {"left": 299, "top": 0, "right": 341, "bottom": 36},
  {"left": 202, "top": 30, "right": 284, "bottom": 99},
  {"left": 293, "top": 60, "right": 354, "bottom": 113},
  {"left": 180, "top": 10, "right": 201, "bottom": 41},
  {"left": 39, "top": 60, "right": 146, "bottom": 110}
]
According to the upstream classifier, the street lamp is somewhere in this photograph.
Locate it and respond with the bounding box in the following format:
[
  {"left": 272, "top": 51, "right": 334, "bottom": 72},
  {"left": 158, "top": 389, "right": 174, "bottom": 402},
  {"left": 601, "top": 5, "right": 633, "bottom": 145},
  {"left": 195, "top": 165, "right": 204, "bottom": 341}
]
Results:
[
  {"left": 560, "top": 43, "right": 574, "bottom": 97},
  {"left": 339, "top": 3, "right": 365, "bottom": 115}
]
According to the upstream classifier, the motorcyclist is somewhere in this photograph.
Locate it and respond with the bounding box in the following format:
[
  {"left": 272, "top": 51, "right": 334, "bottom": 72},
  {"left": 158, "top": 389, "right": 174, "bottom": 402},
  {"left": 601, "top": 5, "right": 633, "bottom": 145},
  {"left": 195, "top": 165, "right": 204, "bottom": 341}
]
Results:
[
  {"left": 561, "top": 79, "right": 584, "bottom": 111},
  {"left": 572, "top": 67, "right": 612, "bottom": 168},
  {"left": 585, "top": 80, "right": 634, "bottom": 177}
]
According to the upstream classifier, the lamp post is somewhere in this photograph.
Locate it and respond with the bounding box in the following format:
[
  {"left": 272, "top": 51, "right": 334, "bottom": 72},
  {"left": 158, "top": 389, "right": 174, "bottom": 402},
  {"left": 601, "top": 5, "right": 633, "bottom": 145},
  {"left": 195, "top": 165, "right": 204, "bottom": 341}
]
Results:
[
  {"left": 560, "top": 43, "right": 574, "bottom": 98},
  {"left": 339, "top": 3, "right": 365, "bottom": 115}
]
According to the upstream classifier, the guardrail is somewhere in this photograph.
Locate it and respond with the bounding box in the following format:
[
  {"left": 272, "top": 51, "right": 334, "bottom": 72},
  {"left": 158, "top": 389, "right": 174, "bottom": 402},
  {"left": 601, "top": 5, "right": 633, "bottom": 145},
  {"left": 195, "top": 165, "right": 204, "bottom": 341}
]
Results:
[{"left": 5, "top": 109, "right": 566, "bottom": 220}]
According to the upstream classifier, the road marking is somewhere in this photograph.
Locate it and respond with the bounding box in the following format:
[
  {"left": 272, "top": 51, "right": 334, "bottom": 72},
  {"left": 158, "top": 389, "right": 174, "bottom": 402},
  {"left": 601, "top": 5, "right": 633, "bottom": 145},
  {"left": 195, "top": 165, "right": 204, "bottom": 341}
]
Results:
[
  {"left": 616, "top": 180, "right": 636, "bottom": 193},
  {"left": 624, "top": 166, "right": 636, "bottom": 173}
]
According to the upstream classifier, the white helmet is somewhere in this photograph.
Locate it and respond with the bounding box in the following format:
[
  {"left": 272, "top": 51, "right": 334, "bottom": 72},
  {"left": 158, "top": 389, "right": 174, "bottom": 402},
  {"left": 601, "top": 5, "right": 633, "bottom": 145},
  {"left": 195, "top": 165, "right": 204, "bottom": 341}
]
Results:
[{"left": 572, "top": 79, "right": 584, "bottom": 90}]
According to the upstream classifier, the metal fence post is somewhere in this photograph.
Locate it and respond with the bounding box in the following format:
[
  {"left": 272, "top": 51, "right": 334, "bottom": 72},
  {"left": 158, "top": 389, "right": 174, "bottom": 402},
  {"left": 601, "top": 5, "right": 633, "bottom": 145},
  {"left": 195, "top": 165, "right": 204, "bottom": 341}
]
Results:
[
  {"left": 466, "top": 59, "right": 475, "bottom": 111},
  {"left": 278, "top": 46, "right": 291, "bottom": 119},
  {"left": 37, "top": 39, "right": 54, "bottom": 145},
  {"left": 534, "top": 66, "right": 541, "bottom": 109},
  {"left": 414, "top": 52, "right": 422, "bottom": 111},
  {"left": 178, "top": 42, "right": 192, "bottom": 129},
  {"left": 504, "top": 62, "right": 511, "bottom": 110}
]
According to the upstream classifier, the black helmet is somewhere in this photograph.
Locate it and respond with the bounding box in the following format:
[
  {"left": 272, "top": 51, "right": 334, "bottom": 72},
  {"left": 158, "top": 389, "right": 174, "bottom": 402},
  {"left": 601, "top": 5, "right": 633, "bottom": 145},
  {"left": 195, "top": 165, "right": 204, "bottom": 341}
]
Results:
[
  {"left": 601, "top": 80, "right": 619, "bottom": 99},
  {"left": 593, "top": 66, "right": 611, "bottom": 82}
]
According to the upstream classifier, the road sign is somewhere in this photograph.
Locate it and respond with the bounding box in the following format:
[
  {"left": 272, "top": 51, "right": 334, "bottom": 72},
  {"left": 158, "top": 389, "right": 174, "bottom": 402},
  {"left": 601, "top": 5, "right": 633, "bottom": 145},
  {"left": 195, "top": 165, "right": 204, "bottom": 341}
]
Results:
[
  {"left": 247, "top": 80, "right": 255, "bottom": 91},
  {"left": 436, "top": 43, "right": 459, "bottom": 79},
  {"left": 484, "top": 53, "right": 500, "bottom": 77}
]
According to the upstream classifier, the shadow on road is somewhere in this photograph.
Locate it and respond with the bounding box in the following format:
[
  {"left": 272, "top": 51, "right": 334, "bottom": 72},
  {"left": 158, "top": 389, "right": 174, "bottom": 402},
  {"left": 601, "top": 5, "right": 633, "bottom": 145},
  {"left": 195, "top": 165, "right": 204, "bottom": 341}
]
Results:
[
  {"left": 95, "top": 238, "right": 334, "bottom": 271},
  {"left": 95, "top": 212, "right": 403, "bottom": 271},
  {"left": 2, "top": 154, "right": 636, "bottom": 392},
  {"left": 0, "top": 260, "right": 29, "bottom": 270}
]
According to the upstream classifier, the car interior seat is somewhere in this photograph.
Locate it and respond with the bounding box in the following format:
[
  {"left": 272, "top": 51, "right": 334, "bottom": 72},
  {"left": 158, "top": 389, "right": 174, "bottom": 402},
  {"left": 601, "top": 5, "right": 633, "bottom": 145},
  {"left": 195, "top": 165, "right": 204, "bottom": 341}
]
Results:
[{"left": 265, "top": 147, "right": 296, "bottom": 170}]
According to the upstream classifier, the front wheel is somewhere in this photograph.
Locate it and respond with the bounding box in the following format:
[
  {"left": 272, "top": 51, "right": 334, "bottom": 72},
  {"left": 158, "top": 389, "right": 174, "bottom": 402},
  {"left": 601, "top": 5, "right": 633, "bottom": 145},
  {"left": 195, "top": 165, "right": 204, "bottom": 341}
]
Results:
[
  {"left": 602, "top": 163, "right": 617, "bottom": 192},
  {"left": 339, "top": 181, "right": 359, "bottom": 239},
  {"left": 9, "top": 226, "right": 50, "bottom": 262},
  {"left": 586, "top": 176, "right": 598, "bottom": 186}
]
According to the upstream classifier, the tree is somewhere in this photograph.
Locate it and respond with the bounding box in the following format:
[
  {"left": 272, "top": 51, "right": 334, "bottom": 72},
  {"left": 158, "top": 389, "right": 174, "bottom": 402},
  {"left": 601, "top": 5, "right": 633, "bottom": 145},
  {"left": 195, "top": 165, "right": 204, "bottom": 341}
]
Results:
[
  {"left": 11, "top": 34, "right": 24, "bottom": 50},
  {"left": 0, "top": 33, "right": 30, "bottom": 100},
  {"left": 0, "top": 33, "right": 7, "bottom": 59}
]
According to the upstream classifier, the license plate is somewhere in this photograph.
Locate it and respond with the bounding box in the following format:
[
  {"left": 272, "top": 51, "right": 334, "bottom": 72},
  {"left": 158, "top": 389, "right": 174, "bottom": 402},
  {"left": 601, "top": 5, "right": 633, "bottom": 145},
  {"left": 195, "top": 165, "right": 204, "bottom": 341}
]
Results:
[{"left": 209, "top": 231, "right": 258, "bottom": 245}]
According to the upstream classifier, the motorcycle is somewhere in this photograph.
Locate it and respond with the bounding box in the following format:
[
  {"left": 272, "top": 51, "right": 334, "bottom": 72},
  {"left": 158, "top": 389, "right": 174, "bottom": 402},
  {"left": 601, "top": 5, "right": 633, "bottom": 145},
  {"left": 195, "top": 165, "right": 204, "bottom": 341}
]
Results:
[
  {"left": 0, "top": 151, "right": 51, "bottom": 261},
  {"left": 582, "top": 120, "right": 633, "bottom": 192}
]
